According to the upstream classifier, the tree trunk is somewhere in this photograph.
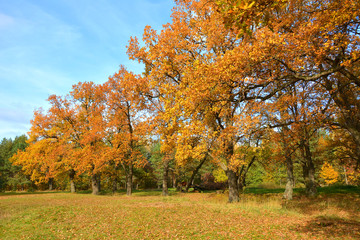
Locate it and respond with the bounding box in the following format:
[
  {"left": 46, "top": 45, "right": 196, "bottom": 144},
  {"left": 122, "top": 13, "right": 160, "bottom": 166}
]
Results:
[
  {"left": 343, "top": 166, "right": 349, "bottom": 185},
  {"left": 237, "top": 156, "right": 256, "bottom": 193},
  {"left": 172, "top": 171, "right": 176, "bottom": 188},
  {"left": 304, "top": 143, "right": 317, "bottom": 197},
  {"left": 300, "top": 134, "right": 317, "bottom": 197},
  {"left": 112, "top": 177, "right": 117, "bottom": 194},
  {"left": 302, "top": 163, "right": 314, "bottom": 197},
  {"left": 283, "top": 154, "right": 294, "bottom": 200},
  {"left": 303, "top": 161, "right": 317, "bottom": 197},
  {"left": 48, "top": 178, "right": 54, "bottom": 191},
  {"left": 223, "top": 139, "right": 240, "bottom": 203},
  {"left": 281, "top": 126, "right": 294, "bottom": 200},
  {"left": 70, "top": 180, "right": 76, "bottom": 193},
  {"left": 186, "top": 155, "right": 207, "bottom": 192},
  {"left": 162, "top": 159, "right": 169, "bottom": 196},
  {"left": 69, "top": 169, "right": 76, "bottom": 193},
  {"left": 226, "top": 169, "right": 240, "bottom": 203},
  {"left": 98, "top": 175, "right": 101, "bottom": 192},
  {"left": 126, "top": 164, "right": 133, "bottom": 196},
  {"left": 324, "top": 78, "right": 360, "bottom": 165},
  {"left": 237, "top": 168, "right": 246, "bottom": 193},
  {"left": 91, "top": 174, "right": 100, "bottom": 195},
  {"left": 237, "top": 175, "right": 245, "bottom": 193}
]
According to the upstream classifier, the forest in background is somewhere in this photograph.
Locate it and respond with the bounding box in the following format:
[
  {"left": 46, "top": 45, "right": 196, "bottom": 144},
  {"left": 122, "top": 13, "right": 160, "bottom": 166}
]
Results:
[{"left": 1, "top": 0, "right": 359, "bottom": 203}]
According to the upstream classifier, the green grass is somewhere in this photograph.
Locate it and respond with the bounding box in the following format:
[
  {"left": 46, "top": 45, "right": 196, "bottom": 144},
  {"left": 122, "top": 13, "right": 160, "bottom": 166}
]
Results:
[
  {"left": 318, "top": 185, "right": 360, "bottom": 195},
  {"left": 245, "top": 187, "right": 285, "bottom": 194},
  {"left": 0, "top": 190, "right": 64, "bottom": 196},
  {"left": 245, "top": 185, "right": 360, "bottom": 195},
  {"left": 0, "top": 186, "right": 359, "bottom": 239}
]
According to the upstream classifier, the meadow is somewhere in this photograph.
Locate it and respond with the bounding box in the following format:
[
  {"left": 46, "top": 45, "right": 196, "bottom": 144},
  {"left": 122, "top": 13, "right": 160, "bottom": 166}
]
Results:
[{"left": 0, "top": 186, "right": 359, "bottom": 239}]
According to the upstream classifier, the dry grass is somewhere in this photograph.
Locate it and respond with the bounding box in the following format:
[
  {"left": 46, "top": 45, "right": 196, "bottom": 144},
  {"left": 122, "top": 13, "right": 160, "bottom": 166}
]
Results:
[{"left": 0, "top": 190, "right": 359, "bottom": 239}]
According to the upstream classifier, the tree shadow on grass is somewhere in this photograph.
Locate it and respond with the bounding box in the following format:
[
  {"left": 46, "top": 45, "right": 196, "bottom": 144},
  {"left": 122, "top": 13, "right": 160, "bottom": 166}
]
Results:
[
  {"left": 282, "top": 193, "right": 360, "bottom": 224},
  {"left": 130, "top": 189, "right": 180, "bottom": 197},
  {"left": 92, "top": 189, "right": 180, "bottom": 197},
  {"left": 244, "top": 187, "right": 285, "bottom": 194},
  {"left": 318, "top": 185, "right": 360, "bottom": 195},
  {"left": 294, "top": 215, "right": 360, "bottom": 239}
]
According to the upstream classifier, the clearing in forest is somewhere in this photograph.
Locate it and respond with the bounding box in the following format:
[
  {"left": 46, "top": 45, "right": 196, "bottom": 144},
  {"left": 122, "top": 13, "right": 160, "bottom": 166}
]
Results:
[{"left": 0, "top": 188, "right": 359, "bottom": 239}]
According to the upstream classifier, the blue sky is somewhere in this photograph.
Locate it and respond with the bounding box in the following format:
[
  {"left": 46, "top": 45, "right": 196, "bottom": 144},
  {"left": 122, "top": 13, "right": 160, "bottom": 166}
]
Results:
[{"left": 0, "top": 0, "right": 174, "bottom": 139}]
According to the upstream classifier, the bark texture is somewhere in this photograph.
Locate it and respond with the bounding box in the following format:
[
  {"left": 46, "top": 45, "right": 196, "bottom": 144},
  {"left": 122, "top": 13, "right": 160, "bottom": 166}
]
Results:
[
  {"left": 91, "top": 174, "right": 101, "bottom": 195},
  {"left": 48, "top": 178, "right": 54, "bottom": 191},
  {"left": 126, "top": 164, "right": 133, "bottom": 196},
  {"left": 302, "top": 141, "right": 317, "bottom": 197},
  {"left": 283, "top": 154, "right": 294, "bottom": 200},
  {"left": 69, "top": 169, "right": 76, "bottom": 193},
  {"left": 162, "top": 159, "right": 169, "bottom": 196},
  {"left": 227, "top": 169, "right": 240, "bottom": 203}
]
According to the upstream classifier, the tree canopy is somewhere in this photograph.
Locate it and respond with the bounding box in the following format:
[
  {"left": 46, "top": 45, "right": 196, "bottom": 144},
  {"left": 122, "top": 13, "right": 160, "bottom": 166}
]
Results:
[{"left": 6, "top": 0, "right": 360, "bottom": 202}]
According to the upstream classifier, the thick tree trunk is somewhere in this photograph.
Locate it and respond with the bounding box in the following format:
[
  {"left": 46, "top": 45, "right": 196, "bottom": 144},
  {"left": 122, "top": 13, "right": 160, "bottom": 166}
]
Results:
[
  {"left": 281, "top": 127, "right": 294, "bottom": 200},
  {"left": 226, "top": 169, "right": 240, "bottom": 203},
  {"left": 305, "top": 145, "right": 317, "bottom": 197},
  {"left": 126, "top": 164, "right": 133, "bottom": 196},
  {"left": 301, "top": 143, "right": 317, "bottom": 196},
  {"left": 299, "top": 134, "right": 317, "bottom": 197},
  {"left": 48, "top": 178, "right": 54, "bottom": 191},
  {"left": 307, "top": 161, "right": 317, "bottom": 196},
  {"left": 283, "top": 154, "right": 294, "bottom": 200},
  {"left": 162, "top": 159, "right": 169, "bottom": 196},
  {"left": 91, "top": 174, "right": 100, "bottom": 195},
  {"left": 186, "top": 156, "right": 207, "bottom": 192},
  {"left": 70, "top": 180, "right": 76, "bottom": 193},
  {"left": 303, "top": 162, "right": 317, "bottom": 197},
  {"left": 223, "top": 139, "right": 240, "bottom": 203},
  {"left": 69, "top": 169, "right": 76, "bottom": 193}
]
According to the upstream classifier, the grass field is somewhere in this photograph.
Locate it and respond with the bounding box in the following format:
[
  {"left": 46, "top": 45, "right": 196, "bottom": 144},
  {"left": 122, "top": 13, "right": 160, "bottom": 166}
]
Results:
[{"left": 0, "top": 187, "right": 359, "bottom": 239}]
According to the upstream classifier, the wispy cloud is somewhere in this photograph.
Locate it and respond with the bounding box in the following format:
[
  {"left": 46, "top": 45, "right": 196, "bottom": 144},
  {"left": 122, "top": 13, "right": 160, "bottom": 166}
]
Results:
[
  {"left": 0, "top": 106, "right": 32, "bottom": 124},
  {"left": 0, "top": 0, "right": 174, "bottom": 139},
  {"left": 0, "top": 121, "right": 30, "bottom": 139},
  {"left": 0, "top": 64, "right": 72, "bottom": 98},
  {"left": 0, "top": 13, "right": 14, "bottom": 28}
]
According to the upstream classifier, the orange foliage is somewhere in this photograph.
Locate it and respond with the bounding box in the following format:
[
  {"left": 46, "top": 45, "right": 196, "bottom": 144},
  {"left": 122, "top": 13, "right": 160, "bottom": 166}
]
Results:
[
  {"left": 11, "top": 0, "right": 360, "bottom": 198},
  {"left": 104, "top": 66, "right": 149, "bottom": 169},
  {"left": 320, "top": 162, "right": 339, "bottom": 185}
]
